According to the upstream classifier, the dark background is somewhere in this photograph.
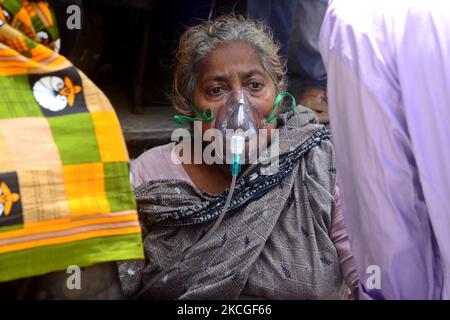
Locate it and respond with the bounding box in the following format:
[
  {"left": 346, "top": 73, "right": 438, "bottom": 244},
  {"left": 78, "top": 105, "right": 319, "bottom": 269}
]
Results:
[{"left": 50, "top": 0, "right": 247, "bottom": 157}]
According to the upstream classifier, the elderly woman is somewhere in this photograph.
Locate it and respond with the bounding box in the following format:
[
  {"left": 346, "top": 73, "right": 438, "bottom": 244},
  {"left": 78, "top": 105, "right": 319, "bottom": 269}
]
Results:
[{"left": 118, "top": 15, "right": 358, "bottom": 300}]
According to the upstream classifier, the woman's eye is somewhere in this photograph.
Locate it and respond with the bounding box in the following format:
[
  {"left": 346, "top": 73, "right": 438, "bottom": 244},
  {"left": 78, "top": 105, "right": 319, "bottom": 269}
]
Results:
[
  {"left": 209, "top": 87, "right": 225, "bottom": 96},
  {"left": 249, "top": 82, "right": 263, "bottom": 91}
]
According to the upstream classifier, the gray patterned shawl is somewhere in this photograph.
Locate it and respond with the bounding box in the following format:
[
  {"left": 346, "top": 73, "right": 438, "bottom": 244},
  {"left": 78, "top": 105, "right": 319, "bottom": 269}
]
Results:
[{"left": 118, "top": 106, "right": 347, "bottom": 300}]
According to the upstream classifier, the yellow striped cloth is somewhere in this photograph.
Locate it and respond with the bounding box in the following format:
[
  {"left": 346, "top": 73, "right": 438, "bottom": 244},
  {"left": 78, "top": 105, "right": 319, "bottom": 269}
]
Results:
[{"left": 0, "top": 0, "right": 143, "bottom": 282}]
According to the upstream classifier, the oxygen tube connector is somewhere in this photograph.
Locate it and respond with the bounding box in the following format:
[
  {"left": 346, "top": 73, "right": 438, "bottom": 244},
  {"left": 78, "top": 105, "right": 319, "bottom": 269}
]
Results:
[
  {"left": 230, "top": 135, "right": 245, "bottom": 177},
  {"left": 201, "top": 134, "right": 244, "bottom": 239}
]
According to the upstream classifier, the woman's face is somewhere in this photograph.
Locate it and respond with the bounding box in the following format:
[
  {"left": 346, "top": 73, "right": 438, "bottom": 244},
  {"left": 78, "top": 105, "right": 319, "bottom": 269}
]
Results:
[{"left": 193, "top": 40, "right": 278, "bottom": 133}]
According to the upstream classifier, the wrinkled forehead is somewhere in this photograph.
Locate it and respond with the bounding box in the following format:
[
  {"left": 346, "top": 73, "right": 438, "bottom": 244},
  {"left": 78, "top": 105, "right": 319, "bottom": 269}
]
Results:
[{"left": 198, "top": 40, "right": 270, "bottom": 83}]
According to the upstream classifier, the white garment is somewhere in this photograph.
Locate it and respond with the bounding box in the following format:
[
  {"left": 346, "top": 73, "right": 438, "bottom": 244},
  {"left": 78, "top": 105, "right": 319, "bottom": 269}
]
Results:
[{"left": 320, "top": 0, "right": 450, "bottom": 299}]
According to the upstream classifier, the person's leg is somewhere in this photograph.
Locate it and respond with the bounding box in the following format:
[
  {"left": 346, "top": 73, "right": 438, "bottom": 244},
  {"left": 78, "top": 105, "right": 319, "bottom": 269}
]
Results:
[
  {"left": 295, "top": 0, "right": 329, "bottom": 123},
  {"left": 247, "top": 0, "right": 297, "bottom": 64},
  {"left": 295, "top": 0, "right": 328, "bottom": 90},
  {"left": 320, "top": 0, "right": 449, "bottom": 299},
  {"left": 248, "top": 0, "right": 329, "bottom": 123}
]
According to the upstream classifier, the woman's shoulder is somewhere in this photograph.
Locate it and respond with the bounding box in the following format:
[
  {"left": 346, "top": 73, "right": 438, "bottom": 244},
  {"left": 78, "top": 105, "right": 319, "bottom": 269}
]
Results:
[
  {"left": 134, "top": 142, "right": 176, "bottom": 163},
  {"left": 130, "top": 142, "right": 190, "bottom": 189},
  {"left": 302, "top": 132, "right": 336, "bottom": 194}
]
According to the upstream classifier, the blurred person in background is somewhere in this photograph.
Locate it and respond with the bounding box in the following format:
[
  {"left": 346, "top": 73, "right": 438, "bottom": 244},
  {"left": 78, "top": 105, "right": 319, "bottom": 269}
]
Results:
[
  {"left": 248, "top": 0, "right": 329, "bottom": 124},
  {"left": 320, "top": 0, "right": 450, "bottom": 299}
]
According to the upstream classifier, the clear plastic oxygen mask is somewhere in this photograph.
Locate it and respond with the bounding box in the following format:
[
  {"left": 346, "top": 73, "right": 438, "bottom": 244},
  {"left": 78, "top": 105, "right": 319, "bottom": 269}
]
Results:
[{"left": 214, "top": 89, "right": 266, "bottom": 168}]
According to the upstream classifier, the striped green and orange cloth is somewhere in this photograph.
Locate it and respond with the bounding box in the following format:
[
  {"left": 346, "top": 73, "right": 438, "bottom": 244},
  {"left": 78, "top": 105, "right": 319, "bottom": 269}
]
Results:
[{"left": 0, "top": 0, "right": 144, "bottom": 282}]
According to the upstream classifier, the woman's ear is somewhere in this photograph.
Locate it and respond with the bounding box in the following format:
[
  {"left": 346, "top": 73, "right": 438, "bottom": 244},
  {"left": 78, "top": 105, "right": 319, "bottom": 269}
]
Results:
[{"left": 276, "top": 80, "right": 286, "bottom": 93}]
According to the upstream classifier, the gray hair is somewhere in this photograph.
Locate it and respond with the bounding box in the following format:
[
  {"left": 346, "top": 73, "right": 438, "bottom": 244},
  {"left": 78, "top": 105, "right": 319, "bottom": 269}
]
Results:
[{"left": 173, "top": 14, "right": 286, "bottom": 116}]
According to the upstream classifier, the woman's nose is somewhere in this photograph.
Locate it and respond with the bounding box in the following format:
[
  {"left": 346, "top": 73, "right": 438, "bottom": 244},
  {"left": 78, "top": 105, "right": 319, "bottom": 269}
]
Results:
[{"left": 228, "top": 89, "right": 241, "bottom": 101}]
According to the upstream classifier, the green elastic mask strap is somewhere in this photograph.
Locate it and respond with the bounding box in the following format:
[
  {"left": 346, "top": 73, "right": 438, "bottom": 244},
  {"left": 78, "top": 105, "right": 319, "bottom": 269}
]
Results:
[
  {"left": 266, "top": 91, "right": 297, "bottom": 124},
  {"left": 173, "top": 101, "right": 214, "bottom": 126}
]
